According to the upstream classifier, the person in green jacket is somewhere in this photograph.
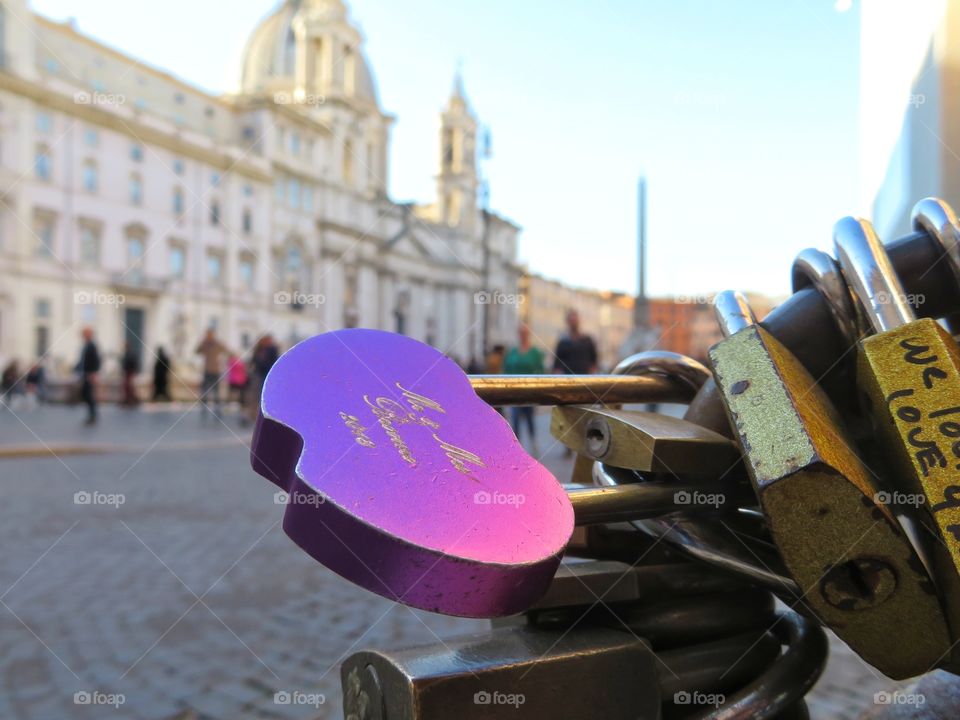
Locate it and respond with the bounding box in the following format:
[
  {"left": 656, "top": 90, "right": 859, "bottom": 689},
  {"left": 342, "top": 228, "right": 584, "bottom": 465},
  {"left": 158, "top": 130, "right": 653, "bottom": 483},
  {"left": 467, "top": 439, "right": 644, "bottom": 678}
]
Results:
[{"left": 503, "top": 324, "right": 546, "bottom": 454}]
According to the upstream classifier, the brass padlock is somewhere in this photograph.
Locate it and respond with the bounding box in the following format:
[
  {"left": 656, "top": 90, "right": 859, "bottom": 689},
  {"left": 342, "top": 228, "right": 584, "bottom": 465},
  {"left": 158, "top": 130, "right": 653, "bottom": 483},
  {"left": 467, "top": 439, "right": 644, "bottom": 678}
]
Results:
[
  {"left": 709, "top": 289, "right": 951, "bottom": 679},
  {"left": 836, "top": 205, "right": 960, "bottom": 671}
]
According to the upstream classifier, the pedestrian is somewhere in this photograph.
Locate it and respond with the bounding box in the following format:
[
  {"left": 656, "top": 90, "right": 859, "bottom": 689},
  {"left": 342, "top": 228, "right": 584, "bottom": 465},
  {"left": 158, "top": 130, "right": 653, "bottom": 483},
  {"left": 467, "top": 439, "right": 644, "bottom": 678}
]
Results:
[
  {"left": 227, "top": 353, "right": 248, "bottom": 408},
  {"left": 1, "top": 359, "right": 22, "bottom": 409},
  {"left": 553, "top": 309, "right": 597, "bottom": 456},
  {"left": 245, "top": 334, "right": 279, "bottom": 425},
  {"left": 121, "top": 342, "right": 141, "bottom": 407},
  {"left": 25, "top": 361, "right": 46, "bottom": 406},
  {"left": 503, "top": 324, "right": 546, "bottom": 454},
  {"left": 195, "top": 328, "right": 228, "bottom": 418},
  {"left": 76, "top": 327, "right": 101, "bottom": 425},
  {"left": 552, "top": 309, "right": 598, "bottom": 375},
  {"left": 153, "top": 346, "right": 171, "bottom": 401},
  {"left": 485, "top": 345, "right": 505, "bottom": 374}
]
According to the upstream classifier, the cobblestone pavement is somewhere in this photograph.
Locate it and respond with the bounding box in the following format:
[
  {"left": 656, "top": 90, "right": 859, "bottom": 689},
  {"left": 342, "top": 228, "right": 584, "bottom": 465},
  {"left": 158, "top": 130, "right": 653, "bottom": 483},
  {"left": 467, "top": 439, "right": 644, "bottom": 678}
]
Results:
[{"left": 0, "top": 403, "right": 928, "bottom": 719}]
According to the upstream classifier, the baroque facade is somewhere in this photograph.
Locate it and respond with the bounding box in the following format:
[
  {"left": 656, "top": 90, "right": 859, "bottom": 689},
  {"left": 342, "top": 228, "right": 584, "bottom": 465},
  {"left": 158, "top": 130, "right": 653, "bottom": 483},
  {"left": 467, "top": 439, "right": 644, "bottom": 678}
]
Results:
[{"left": 0, "top": 0, "right": 521, "bottom": 378}]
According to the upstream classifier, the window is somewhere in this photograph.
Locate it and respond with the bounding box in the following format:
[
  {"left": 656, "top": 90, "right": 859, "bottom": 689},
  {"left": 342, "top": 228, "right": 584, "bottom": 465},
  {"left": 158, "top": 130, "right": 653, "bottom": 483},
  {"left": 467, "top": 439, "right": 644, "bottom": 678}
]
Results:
[
  {"left": 242, "top": 183, "right": 254, "bottom": 198},
  {"left": 130, "top": 144, "right": 143, "bottom": 162},
  {"left": 303, "top": 186, "right": 313, "bottom": 213},
  {"left": 129, "top": 173, "right": 143, "bottom": 205},
  {"left": 173, "top": 158, "right": 185, "bottom": 175},
  {"left": 173, "top": 187, "right": 184, "bottom": 215},
  {"left": 36, "top": 112, "right": 52, "bottom": 134},
  {"left": 344, "top": 47, "right": 355, "bottom": 95},
  {"left": 35, "top": 298, "right": 51, "bottom": 319},
  {"left": 79, "top": 225, "right": 100, "bottom": 265},
  {"left": 242, "top": 208, "right": 252, "bottom": 234},
  {"left": 342, "top": 139, "right": 354, "bottom": 186},
  {"left": 169, "top": 243, "right": 186, "bottom": 280},
  {"left": 211, "top": 172, "right": 220, "bottom": 187},
  {"left": 174, "top": 92, "right": 185, "bottom": 105},
  {"left": 274, "top": 177, "right": 284, "bottom": 203},
  {"left": 83, "top": 128, "right": 99, "bottom": 148},
  {"left": 288, "top": 178, "right": 300, "bottom": 209},
  {"left": 239, "top": 256, "right": 254, "bottom": 289},
  {"left": 207, "top": 252, "right": 223, "bottom": 285},
  {"left": 210, "top": 201, "right": 220, "bottom": 226},
  {"left": 35, "top": 144, "right": 52, "bottom": 181},
  {"left": 82, "top": 160, "right": 98, "bottom": 193},
  {"left": 126, "top": 232, "right": 145, "bottom": 283},
  {"left": 290, "top": 133, "right": 301, "bottom": 156},
  {"left": 33, "top": 211, "right": 55, "bottom": 257}
]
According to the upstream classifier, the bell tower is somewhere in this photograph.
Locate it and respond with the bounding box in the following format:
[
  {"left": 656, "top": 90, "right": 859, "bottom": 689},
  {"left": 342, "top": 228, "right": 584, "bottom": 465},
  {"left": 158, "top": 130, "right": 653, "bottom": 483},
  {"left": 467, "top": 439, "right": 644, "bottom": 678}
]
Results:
[{"left": 436, "top": 72, "right": 478, "bottom": 230}]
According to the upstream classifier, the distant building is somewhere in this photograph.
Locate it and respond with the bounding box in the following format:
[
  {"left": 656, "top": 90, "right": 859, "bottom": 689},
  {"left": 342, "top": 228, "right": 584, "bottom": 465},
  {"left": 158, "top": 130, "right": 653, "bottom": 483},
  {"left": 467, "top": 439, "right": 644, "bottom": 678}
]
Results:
[
  {"left": 860, "top": 1, "right": 960, "bottom": 237},
  {"left": 0, "top": 0, "right": 521, "bottom": 379},
  {"left": 519, "top": 273, "right": 634, "bottom": 371},
  {"left": 642, "top": 294, "right": 777, "bottom": 364}
]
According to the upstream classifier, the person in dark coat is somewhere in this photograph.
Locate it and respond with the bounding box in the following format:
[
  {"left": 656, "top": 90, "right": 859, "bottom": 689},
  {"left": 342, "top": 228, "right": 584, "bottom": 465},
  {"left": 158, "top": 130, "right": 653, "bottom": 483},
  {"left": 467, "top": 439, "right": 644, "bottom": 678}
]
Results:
[
  {"left": 77, "top": 327, "right": 101, "bottom": 425},
  {"left": 153, "top": 346, "right": 171, "bottom": 401},
  {"left": 245, "top": 334, "right": 279, "bottom": 425},
  {"left": 121, "top": 343, "right": 141, "bottom": 406},
  {"left": 552, "top": 309, "right": 598, "bottom": 375}
]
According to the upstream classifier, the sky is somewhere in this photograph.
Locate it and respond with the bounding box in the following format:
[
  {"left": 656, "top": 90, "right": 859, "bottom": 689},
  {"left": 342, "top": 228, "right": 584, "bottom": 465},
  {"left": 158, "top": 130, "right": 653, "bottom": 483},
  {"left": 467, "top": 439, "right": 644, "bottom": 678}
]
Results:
[{"left": 28, "top": 0, "right": 862, "bottom": 298}]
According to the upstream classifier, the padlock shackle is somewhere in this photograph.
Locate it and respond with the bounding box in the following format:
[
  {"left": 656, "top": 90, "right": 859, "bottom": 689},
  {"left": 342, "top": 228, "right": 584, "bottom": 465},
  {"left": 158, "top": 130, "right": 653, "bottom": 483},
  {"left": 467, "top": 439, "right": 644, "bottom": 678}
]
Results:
[
  {"left": 834, "top": 215, "right": 915, "bottom": 333},
  {"left": 470, "top": 373, "right": 697, "bottom": 406},
  {"left": 713, "top": 290, "right": 758, "bottom": 338}
]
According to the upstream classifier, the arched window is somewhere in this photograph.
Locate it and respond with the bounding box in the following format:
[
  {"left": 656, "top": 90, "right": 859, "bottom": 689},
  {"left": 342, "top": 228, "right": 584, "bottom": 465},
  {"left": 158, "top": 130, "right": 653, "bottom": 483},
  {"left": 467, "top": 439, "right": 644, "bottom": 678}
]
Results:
[
  {"left": 283, "top": 27, "right": 297, "bottom": 76},
  {"left": 173, "top": 186, "right": 184, "bottom": 215}
]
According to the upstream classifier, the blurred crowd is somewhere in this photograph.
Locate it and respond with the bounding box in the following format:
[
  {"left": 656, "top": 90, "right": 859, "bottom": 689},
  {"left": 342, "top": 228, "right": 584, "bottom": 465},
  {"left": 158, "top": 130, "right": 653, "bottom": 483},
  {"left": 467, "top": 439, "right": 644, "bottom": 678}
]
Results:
[{"left": 1, "top": 309, "right": 597, "bottom": 449}]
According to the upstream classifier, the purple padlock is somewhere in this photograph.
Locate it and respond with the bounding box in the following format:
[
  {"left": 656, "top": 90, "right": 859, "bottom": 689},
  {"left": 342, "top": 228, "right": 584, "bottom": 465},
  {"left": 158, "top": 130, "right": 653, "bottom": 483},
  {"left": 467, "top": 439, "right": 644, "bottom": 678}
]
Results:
[{"left": 251, "top": 329, "right": 574, "bottom": 617}]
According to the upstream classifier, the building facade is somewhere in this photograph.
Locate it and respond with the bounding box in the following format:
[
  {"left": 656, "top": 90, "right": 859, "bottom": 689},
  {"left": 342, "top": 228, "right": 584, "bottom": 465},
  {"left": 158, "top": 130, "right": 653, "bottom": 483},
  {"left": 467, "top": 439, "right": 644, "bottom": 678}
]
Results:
[
  {"left": 860, "top": 1, "right": 960, "bottom": 238},
  {"left": 0, "top": 0, "right": 522, "bottom": 380}
]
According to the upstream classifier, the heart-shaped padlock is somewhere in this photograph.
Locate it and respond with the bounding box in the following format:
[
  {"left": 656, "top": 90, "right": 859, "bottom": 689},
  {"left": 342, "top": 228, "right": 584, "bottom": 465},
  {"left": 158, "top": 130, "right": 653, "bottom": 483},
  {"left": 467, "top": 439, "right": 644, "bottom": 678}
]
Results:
[{"left": 251, "top": 329, "right": 574, "bottom": 617}]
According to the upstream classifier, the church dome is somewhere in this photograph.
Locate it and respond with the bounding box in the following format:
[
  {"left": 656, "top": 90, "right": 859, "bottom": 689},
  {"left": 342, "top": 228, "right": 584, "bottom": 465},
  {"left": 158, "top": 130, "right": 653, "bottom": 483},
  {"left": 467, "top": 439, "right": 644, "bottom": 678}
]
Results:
[{"left": 240, "top": 0, "right": 380, "bottom": 106}]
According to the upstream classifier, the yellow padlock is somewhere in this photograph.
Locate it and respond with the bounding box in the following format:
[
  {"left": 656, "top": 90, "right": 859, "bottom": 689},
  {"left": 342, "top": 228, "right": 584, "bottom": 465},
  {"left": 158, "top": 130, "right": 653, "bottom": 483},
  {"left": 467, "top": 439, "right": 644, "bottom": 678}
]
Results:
[{"left": 837, "top": 205, "right": 960, "bottom": 672}]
